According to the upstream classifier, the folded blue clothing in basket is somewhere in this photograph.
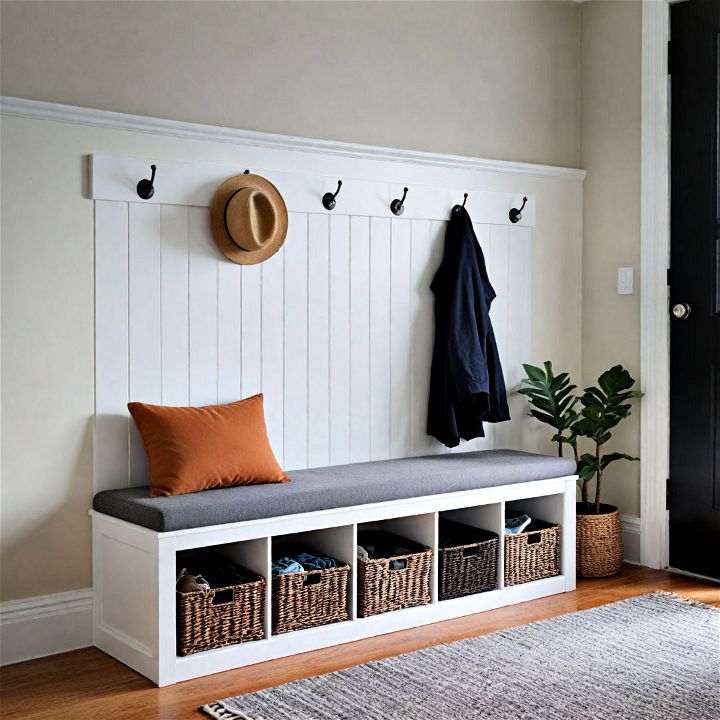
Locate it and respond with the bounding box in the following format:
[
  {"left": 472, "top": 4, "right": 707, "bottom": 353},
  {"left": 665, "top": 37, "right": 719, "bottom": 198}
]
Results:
[{"left": 272, "top": 552, "right": 338, "bottom": 574}]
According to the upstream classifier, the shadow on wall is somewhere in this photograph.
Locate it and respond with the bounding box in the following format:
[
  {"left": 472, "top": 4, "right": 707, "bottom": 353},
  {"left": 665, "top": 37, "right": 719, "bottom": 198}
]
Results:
[{"left": 0, "top": 417, "right": 94, "bottom": 601}]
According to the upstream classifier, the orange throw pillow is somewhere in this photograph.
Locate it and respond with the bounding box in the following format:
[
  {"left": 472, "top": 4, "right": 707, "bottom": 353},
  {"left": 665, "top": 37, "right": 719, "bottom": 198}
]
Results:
[{"left": 128, "top": 394, "right": 289, "bottom": 497}]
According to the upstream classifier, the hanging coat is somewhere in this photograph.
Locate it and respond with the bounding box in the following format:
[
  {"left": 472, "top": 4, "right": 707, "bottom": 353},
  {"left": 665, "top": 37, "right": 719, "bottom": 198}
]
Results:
[{"left": 427, "top": 206, "right": 510, "bottom": 447}]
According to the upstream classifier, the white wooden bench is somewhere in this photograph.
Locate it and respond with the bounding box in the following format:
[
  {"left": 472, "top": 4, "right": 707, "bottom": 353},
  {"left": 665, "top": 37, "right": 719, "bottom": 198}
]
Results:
[{"left": 91, "top": 449, "right": 577, "bottom": 686}]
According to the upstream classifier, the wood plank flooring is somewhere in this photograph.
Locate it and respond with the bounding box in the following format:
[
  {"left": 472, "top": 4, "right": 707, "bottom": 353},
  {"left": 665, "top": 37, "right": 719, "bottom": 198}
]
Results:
[{"left": 1, "top": 566, "right": 718, "bottom": 720}]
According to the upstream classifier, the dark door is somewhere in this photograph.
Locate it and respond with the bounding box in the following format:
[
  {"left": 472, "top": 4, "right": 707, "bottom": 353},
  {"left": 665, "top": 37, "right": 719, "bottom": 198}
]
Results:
[{"left": 669, "top": 0, "right": 720, "bottom": 579}]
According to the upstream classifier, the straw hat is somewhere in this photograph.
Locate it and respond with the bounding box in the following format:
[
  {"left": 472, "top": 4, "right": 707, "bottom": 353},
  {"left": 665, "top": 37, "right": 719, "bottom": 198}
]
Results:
[{"left": 211, "top": 173, "right": 288, "bottom": 265}]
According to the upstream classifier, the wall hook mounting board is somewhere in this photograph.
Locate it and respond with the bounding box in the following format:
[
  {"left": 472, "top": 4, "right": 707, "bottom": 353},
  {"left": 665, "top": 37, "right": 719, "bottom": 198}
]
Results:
[{"left": 89, "top": 155, "right": 536, "bottom": 226}]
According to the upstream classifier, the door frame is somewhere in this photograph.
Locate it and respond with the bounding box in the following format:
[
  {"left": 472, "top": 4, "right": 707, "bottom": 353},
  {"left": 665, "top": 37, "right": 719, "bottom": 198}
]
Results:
[{"left": 640, "top": 0, "right": 671, "bottom": 570}]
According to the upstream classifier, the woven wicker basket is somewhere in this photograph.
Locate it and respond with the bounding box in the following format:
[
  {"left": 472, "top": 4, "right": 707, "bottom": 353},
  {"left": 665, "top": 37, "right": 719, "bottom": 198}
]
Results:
[
  {"left": 504, "top": 517, "right": 561, "bottom": 586},
  {"left": 272, "top": 555, "right": 350, "bottom": 635},
  {"left": 438, "top": 520, "right": 499, "bottom": 600},
  {"left": 576, "top": 503, "right": 624, "bottom": 578},
  {"left": 176, "top": 575, "right": 266, "bottom": 656},
  {"left": 357, "top": 530, "right": 432, "bottom": 617}
]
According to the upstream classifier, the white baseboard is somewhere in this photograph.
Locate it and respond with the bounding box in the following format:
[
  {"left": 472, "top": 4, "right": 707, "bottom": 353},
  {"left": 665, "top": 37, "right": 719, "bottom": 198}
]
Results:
[
  {"left": 0, "top": 516, "right": 642, "bottom": 666},
  {"left": 0, "top": 589, "right": 93, "bottom": 666},
  {"left": 620, "top": 514, "right": 641, "bottom": 565}
]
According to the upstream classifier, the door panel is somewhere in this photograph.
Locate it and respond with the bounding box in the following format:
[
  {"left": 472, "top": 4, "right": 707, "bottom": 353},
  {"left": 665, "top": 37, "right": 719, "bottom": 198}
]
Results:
[{"left": 669, "top": 0, "right": 720, "bottom": 579}]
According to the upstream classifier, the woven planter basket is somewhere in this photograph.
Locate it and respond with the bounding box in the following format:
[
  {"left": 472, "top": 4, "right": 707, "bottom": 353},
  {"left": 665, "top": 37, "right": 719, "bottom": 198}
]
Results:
[
  {"left": 357, "top": 530, "right": 432, "bottom": 617},
  {"left": 176, "top": 575, "right": 266, "bottom": 656},
  {"left": 272, "top": 557, "right": 350, "bottom": 635},
  {"left": 504, "top": 518, "right": 561, "bottom": 586},
  {"left": 576, "top": 503, "right": 624, "bottom": 578},
  {"left": 438, "top": 520, "right": 499, "bottom": 600}
]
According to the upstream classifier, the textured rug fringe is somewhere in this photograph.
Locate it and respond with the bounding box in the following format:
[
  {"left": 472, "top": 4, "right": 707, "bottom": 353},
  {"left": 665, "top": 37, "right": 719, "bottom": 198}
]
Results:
[
  {"left": 650, "top": 589, "right": 720, "bottom": 610},
  {"left": 202, "top": 701, "right": 266, "bottom": 719}
]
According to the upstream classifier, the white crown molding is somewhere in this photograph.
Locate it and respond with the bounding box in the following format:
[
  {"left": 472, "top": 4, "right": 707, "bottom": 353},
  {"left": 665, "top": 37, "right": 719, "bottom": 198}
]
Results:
[
  {"left": 0, "top": 589, "right": 93, "bottom": 665},
  {"left": 0, "top": 96, "right": 586, "bottom": 182}
]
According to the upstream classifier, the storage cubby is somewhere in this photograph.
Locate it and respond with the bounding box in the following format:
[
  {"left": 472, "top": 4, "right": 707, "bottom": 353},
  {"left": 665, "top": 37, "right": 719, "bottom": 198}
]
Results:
[
  {"left": 356, "top": 513, "right": 435, "bottom": 616},
  {"left": 439, "top": 503, "right": 502, "bottom": 598},
  {"left": 271, "top": 526, "right": 354, "bottom": 633},
  {"left": 175, "top": 537, "right": 270, "bottom": 656},
  {"left": 505, "top": 494, "right": 563, "bottom": 587}
]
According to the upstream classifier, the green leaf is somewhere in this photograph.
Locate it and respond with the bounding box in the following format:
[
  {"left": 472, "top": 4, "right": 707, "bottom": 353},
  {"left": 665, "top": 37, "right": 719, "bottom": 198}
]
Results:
[
  {"left": 600, "top": 452, "right": 639, "bottom": 470},
  {"left": 523, "top": 364, "right": 546, "bottom": 383}
]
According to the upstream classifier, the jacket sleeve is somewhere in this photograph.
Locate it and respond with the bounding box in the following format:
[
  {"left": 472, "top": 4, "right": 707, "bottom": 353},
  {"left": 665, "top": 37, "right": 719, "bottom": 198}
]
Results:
[{"left": 447, "top": 250, "right": 489, "bottom": 402}]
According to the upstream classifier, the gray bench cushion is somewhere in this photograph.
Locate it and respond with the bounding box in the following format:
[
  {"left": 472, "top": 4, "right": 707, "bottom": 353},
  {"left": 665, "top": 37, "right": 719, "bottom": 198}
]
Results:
[{"left": 92, "top": 449, "right": 576, "bottom": 532}]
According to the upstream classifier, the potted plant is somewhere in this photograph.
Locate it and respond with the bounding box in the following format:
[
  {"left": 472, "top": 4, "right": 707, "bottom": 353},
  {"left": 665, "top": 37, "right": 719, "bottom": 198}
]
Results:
[{"left": 519, "top": 363, "right": 642, "bottom": 577}]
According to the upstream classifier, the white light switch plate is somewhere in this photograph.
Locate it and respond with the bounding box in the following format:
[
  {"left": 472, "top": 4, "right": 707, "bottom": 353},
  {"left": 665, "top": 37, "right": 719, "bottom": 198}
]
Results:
[{"left": 617, "top": 267, "right": 634, "bottom": 295}]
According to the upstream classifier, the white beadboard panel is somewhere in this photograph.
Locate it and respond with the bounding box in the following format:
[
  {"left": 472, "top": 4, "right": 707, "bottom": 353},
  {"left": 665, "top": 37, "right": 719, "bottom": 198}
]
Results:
[
  {"left": 94, "top": 174, "right": 534, "bottom": 490},
  {"left": 283, "top": 213, "right": 309, "bottom": 470},
  {"left": 369, "top": 218, "right": 392, "bottom": 461},
  {"left": 260, "top": 247, "right": 285, "bottom": 465},
  {"left": 503, "top": 225, "right": 533, "bottom": 449},
  {"left": 390, "top": 219, "right": 413, "bottom": 458},
  {"left": 240, "top": 264, "right": 261, "bottom": 399},
  {"left": 328, "top": 215, "right": 351, "bottom": 465},
  {"left": 307, "top": 214, "right": 330, "bottom": 468},
  {"left": 349, "top": 216, "right": 371, "bottom": 463},
  {"left": 160, "top": 205, "right": 190, "bottom": 407},
  {"left": 89, "top": 154, "right": 537, "bottom": 227},
  {"left": 128, "top": 203, "right": 161, "bottom": 484},
  {"left": 94, "top": 201, "right": 130, "bottom": 492},
  {"left": 410, "top": 219, "right": 446, "bottom": 457},
  {"left": 217, "top": 258, "right": 241, "bottom": 405},
  {"left": 188, "top": 207, "right": 218, "bottom": 407}
]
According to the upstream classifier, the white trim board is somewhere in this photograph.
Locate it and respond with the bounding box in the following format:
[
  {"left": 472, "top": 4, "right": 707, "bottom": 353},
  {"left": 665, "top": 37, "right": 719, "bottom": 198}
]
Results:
[
  {"left": 0, "top": 589, "right": 93, "bottom": 666},
  {"left": 640, "top": 0, "right": 670, "bottom": 570},
  {"left": 0, "top": 96, "right": 586, "bottom": 182}
]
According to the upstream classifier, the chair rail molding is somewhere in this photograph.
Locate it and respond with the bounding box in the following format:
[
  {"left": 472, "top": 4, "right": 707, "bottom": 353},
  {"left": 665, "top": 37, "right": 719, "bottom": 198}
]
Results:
[{"left": 640, "top": 0, "right": 670, "bottom": 570}]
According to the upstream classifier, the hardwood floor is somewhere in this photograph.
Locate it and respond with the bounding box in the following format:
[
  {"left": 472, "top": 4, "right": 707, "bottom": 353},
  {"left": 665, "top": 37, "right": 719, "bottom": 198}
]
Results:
[{"left": 1, "top": 565, "right": 717, "bottom": 720}]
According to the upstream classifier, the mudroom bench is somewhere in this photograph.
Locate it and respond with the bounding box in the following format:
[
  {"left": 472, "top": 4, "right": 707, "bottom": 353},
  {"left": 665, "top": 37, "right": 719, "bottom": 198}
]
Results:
[{"left": 91, "top": 449, "right": 577, "bottom": 686}]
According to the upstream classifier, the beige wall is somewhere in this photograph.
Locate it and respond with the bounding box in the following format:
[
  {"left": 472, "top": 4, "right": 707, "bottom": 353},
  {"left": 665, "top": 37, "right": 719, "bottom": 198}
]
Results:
[
  {"left": 0, "top": 0, "right": 580, "bottom": 167},
  {"left": 0, "top": 0, "right": 647, "bottom": 604},
  {"left": 579, "top": 0, "right": 642, "bottom": 516}
]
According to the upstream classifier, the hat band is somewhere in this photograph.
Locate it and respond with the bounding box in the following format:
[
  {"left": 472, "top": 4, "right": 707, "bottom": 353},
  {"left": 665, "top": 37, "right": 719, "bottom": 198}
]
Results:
[{"left": 223, "top": 188, "right": 246, "bottom": 252}]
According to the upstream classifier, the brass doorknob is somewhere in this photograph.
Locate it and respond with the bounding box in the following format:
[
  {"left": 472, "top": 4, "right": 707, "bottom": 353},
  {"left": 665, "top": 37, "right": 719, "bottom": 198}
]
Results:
[{"left": 671, "top": 302, "right": 691, "bottom": 319}]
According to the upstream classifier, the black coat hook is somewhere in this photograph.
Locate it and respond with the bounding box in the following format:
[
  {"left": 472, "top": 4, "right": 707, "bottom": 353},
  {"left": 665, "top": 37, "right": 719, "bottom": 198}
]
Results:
[
  {"left": 322, "top": 180, "right": 343, "bottom": 211},
  {"left": 454, "top": 193, "right": 468, "bottom": 212},
  {"left": 136, "top": 164, "right": 157, "bottom": 200},
  {"left": 509, "top": 196, "right": 528, "bottom": 223},
  {"left": 391, "top": 187, "right": 409, "bottom": 216}
]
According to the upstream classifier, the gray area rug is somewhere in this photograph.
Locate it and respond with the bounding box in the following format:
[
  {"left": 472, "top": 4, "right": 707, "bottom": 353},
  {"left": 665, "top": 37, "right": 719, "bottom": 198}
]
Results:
[{"left": 202, "top": 592, "right": 720, "bottom": 720}]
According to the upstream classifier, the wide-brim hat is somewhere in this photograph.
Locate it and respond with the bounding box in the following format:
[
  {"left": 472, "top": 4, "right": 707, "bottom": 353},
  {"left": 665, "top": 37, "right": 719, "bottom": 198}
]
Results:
[{"left": 211, "top": 173, "right": 288, "bottom": 265}]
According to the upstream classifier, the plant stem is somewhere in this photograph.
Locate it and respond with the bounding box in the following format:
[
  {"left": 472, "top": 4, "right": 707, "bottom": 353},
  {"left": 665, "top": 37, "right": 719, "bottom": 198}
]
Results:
[
  {"left": 594, "top": 440, "right": 601, "bottom": 514},
  {"left": 581, "top": 481, "right": 588, "bottom": 505}
]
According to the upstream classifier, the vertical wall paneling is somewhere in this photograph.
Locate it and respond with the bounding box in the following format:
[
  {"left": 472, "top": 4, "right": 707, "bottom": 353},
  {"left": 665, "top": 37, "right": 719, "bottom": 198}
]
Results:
[
  {"left": 261, "top": 247, "right": 285, "bottom": 464},
  {"left": 188, "top": 206, "right": 218, "bottom": 407},
  {"left": 128, "top": 203, "right": 162, "bottom": 484},
  {"left": 240, "top": 264, "right": 262, "bottom": 398},
  {"left": 307, "top": 214, "right": 330, "bottom": 468},
  {"left": 369, "top": 218, "right": 392, "bottom": 461},
  {"left": 283, "top": 213, "right": 309, "bottom": 470},
  {"left": 160, "top": 205, "right": 190, "bottom": 407},
  {"left": 94, "top": 158, "right": 536, "bottom": 489},
  {"left": 504, "top": 225, "right": 533, "bottom": 448},
  {"left": 328, "top": 215, "right": 351, "bottom": 465},
  {"left": 487, "top": 224, "right": 512, "bottom": 448},
  {"left": 349, "top": 216, "right": 371, "bottom": 463},
  {"left": 95, "top": 200, "right": 130, "bottom": 491},
  {"left": 217, "top": 252, "right": 241, "bottom": 406},
  {"left": 390, "top": 219, "right": 412, "bottom": 458}
]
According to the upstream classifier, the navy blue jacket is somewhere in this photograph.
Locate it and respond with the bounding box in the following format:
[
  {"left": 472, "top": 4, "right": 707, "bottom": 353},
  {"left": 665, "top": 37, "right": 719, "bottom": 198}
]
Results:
[{"left": 427, "top": 206, "right": 510, "bottom": 447}]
